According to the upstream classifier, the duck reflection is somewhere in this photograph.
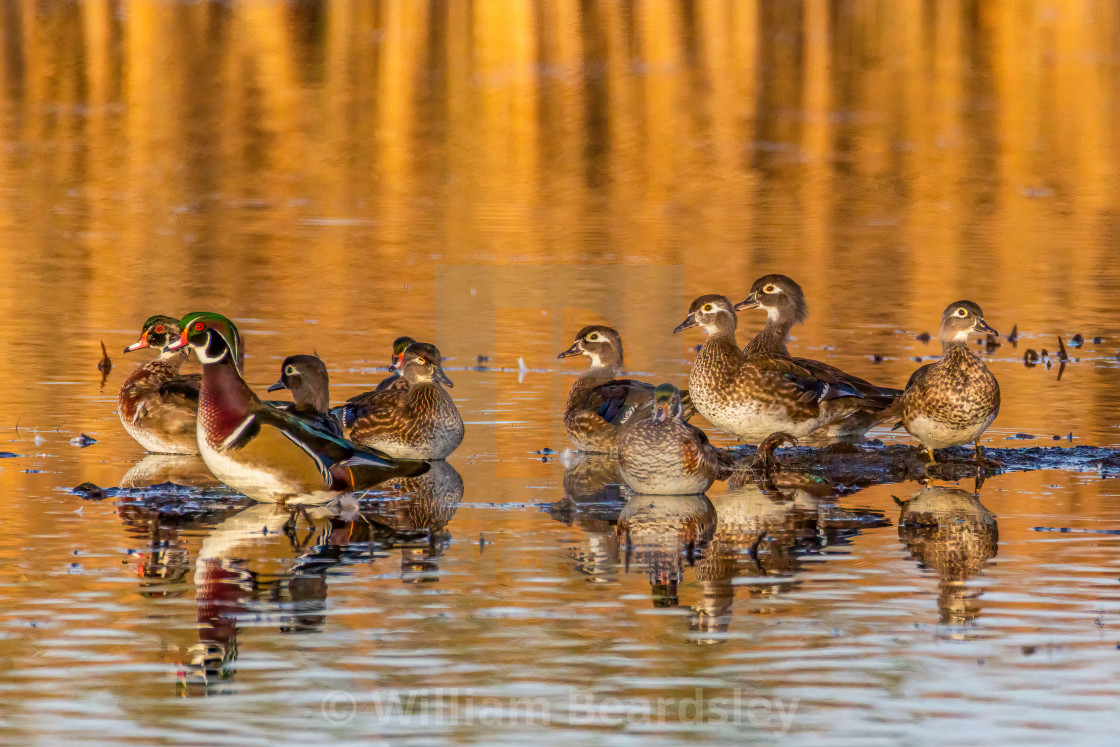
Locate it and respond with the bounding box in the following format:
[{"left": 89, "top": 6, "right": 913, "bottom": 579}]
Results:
[
  {"left": 688, "top": 473, "right": 889, "bottom": 644},
  {"left": 120, "top": 453, "right": 223, "bottom": 489},
  {"left": 364, "top": 460, "right": 464, "bottom": 583},
  {"left": 896, "top": 484, "right": 998, "bottom": 631},
  {"left": 617, "top": 493, "right": 717, "bottom": 608},
  {"left": 548, "top": 454, "right": 631, "bottom": 583}
]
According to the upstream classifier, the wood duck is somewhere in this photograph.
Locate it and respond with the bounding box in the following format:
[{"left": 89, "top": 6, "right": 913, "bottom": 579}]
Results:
[
  {"left": 371, "top": 336, "right": 415, "bottom": 393},
  {"left": 617, "top": 384, "right": 722, "bottom": 495},
  {"left": 167, "top": 311, "right": 428, "bottom": 504},
  {"left": 558, "top": 325, "right": 695, "bottom": 454},
  {"left": 335, "top": 342, "right": 464, "bottom": 460},
  {"left": 733, "top": 274, "right": 902, "bottom": 437},
  {"left": 119, "top": 315, "right": 201, "bottom": 454},
  {"left": 900, "top": 301, "right": 1000, "bottom": 463},
  {"left": 674, "top": 294, "right": 895, "bottom": 442},
  {"left": 266, "top": 355, "right": 344, "bottom": 437}
]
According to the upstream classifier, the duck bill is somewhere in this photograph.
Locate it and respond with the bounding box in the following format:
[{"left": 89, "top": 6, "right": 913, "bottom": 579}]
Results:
[
  {"left": 673, "top": 315, "right": 698, "bottom": 334},
  {"left": 387, "top": 353, "right": 405, "bottom": 373},
  {"left": 266, "top": 379, "right": 286, "bottom": 393},
  {"left": 124, "top": 336, "right": 150, "bottom": 354},
  {"left": 166, "top": 331, "right": 189, "bottom": 351},
  {"left": 974, "top": 319, "right": 999, "bottom": 336},
  {"left": 733, "top": 293, "right": 760, "bottom": 312},
  {"left": 435, "top": 367, "right": 454, "bottom": 388},
  {"left": 652, "top": 403, "right": 669, "bottom": 423},
  {"left": 557, "top": 342, "right": 582, "bottom": 359}
]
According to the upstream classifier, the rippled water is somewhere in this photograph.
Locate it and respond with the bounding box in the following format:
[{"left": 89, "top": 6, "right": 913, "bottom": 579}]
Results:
[{"left": 2, "top": 1, "right": 1120, "bottom": 744}]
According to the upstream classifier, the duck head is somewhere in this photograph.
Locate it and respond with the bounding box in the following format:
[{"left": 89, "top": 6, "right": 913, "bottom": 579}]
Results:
[
  {"left": 168, "top": 312, "right": 243, "bottom": 370},
  {"left": 387, "top": 336, "right": 416, "bottom": 373},
  {"left": 651, "top": 383, "right": 683, "bottom": 423},
  {"left": 399, "top": 342, "right": 453, "bottom": 388},
  {"left": 734, "top": 274, "right": 808, "bottom": 325},
  {"left": 557, "top": 325, "right": 624, "bottom": 369},
  {"left": 939, "top": 301, "right": 997, "bottom": 346},
  {"left": 268, "top": 354, "right": 331, "bottom": 413},
  {"left": 124, "top": 315, "right": 183, "bottom": 354},
  {"left": 674, "top": 295, "right": 737, "bottom": 336}
]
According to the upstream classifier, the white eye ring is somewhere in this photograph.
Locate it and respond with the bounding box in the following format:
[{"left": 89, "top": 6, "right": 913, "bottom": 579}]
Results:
[
  {"left": 956, "top": 308, "right": 968, "bottom": 317},
  {"left": 763, "top": 284, "right": 777, "bottom": 293},
  {"left": 702, "top": 304, "right": 713, "bottom": 312}
]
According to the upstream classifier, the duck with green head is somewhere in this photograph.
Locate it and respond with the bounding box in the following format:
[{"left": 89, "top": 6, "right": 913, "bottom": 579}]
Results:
[
  {"left": 371, "top": 336, "right": 416, "bottom": 393},
  {"left": 168, "top": 312, "right": 427, "bottom": 504},
  {"left": 119, "top": 315, "right": 201, "bottom": 454}
]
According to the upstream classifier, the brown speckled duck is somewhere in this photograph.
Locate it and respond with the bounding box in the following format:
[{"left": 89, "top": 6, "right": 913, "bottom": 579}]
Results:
[
  {"left": 120, "top": 315, "right": 201, "bottom": 454},
  {"left": 618, "top": 384, "right": 722, "bottom": 495},
  {"left": 558, "top": 325, "right": 694, "bottom": 453},
  {"left": 901, "top": 301, "right": 1000, "bottom": 463},
  {"left": 266, "top": 355, "right": 343, "bottom": 438},
  {"left": 675, "top": 295, "right": 894, "bottom": 442},
  {"left": 336, "top": 342, "right": 464, "bottom": 460}
]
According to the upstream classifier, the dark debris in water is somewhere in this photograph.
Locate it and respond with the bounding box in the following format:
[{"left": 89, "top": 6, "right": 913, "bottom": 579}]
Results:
[
  {"left": 0, "top": 451, "right": 19, "bottom": 458},
  {"left": 70, "top": 434, "right": 97, "bottom": 447}
]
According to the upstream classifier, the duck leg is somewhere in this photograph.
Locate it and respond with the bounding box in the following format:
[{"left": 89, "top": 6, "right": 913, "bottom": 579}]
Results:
[{"left": 974, "top": 441, "right": 1001, "bottom": 473}]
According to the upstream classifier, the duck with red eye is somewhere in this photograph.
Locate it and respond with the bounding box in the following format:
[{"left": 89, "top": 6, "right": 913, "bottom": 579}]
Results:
[
  {"left": 335, "top": 342, "right": 464, "bottom": 460},
  {"left": 733, "top": 274, "right": 902, "bottom": 437},
  {"left": 372, "top": 336, "right": 416, "bottom": 393},
  {"left": 617, "top": 384, "right": 723, "bottom": 495},
  {"left": 119, "top": 315, "right": 201, "bottom": 454},
  {"left": 900, "top": 301, "right": 1001, "bottom": 465},
  {"left": 557, "top": 325, "right": 696, "bottom": 454},
  {"left": 265, "top": 355, "right": 344, "bottom": 438},
  {"left": 168, "top": 312, "right": 428, "bottom": 504}
]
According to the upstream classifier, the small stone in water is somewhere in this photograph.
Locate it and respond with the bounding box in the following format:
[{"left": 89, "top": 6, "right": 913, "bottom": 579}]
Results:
[
  {"left": 72, "top": 482, "right": 105, "bottom": 500},
  {"left": 871, "top": 354, "right": 883, "bottom": 364},
  {"left": 0, "top": 451, "right": 19, "bottom": 458},
  {"left": 1011, "top": 433, "right": 1035, "bottom": 440},
  {"left": 1023, "top": 349, "right": 1039, "bottom": 367},
  {"left": 1093, "top": 337, "right": 1104, "bottom": 344},
  {"left": 916, "top": 332, "right": 931, "bottom": 343},
  {"left": 912, "top": 356, "right": 922, "bottom": 363},
  {"left": 70, "top": 434, "right": 97, "bottom": 447},
  {"left": 1070, "top": 334, "right": 1084, "bottom": 348}
]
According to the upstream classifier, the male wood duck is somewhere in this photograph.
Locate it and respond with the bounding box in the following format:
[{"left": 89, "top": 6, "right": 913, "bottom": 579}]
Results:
[
  {"left": 372, "top": 336, "right": 415, "bottom": 393},
  {"left": 335, "top": 342, "right": 464, "bottom": 460},
  {"left": 120, "top": 315, "right": 201, "bottom": 454},
  {"left": 558, "top": 325, "right": 695, "bottom": 453},
  {"left": 266, "top": 355, "right": 343, "bottom": 437},
  {"left": 167, "top": 312, "right": 427, "bottom": 504},
  {"left": 674, "top": 295, "right": 894, "bottom": 442},
  {"left": 617, "top": 384, "right": 722, "bottom": 495},
  {"left": 900, "top": 301, "right": 1000, "bottom": 463},
  {"left": 734, "top": 274, "right": 902, "bottom": 436}
]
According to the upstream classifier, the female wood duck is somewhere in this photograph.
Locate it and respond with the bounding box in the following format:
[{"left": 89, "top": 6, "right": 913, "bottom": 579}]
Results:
[
  {"left": 558, "top": 325, "right": 694, "bottom": 453},
  {"left": 900, "top": 301, "right": 1000, "bottom": 463},
  {"left": 266, "top": 355, "right": 343, "bottom": 437},
  {"left": 167, "top": 312, "right": 427, "bottom": 504},
  {"left": 674, "top": 294, "right": 893, "bottom": 442},
  {"left": 335, "top": 342, "right": 464, "bottom": 460},
  {"left": 733, "top": 274, "right": 902, "bottom": 436},
  {"left": 617, "top": 384, "right": 722, "bottom": 495},
  {"left": 120, "top": 315, "right": 201, "bottom": 454}
]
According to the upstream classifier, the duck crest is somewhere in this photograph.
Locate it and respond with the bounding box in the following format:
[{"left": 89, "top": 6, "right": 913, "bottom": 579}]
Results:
[{"left": 198, "top": 359, "right": 255, "bottom": 448}]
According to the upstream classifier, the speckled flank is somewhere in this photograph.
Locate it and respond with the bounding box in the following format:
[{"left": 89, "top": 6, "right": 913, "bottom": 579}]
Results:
[
  {"left": 618, "top": 418, "right": 720, "bottom": 495},
  {"left": 347, "top": 382, "right": 464, "bottom": 460},
  {"left": 902, "top": 345, "right": 1000, "bottom": 450},
  {"left": 118, "top": 351, "right": 199, "bottom": 454}
]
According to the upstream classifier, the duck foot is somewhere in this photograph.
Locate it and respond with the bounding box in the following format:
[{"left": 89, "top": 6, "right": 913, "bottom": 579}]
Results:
[
  {"left": 975, "top": 442, "right": 1002, "bottom": 474},
  {"left": 752, "top": 432, "right": 798, "bottom": 484}
]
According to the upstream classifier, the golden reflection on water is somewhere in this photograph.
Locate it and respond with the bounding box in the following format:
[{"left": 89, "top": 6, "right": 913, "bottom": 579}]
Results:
[{"left": 1, "top": 1, "right": 1120, "bottom": 741}]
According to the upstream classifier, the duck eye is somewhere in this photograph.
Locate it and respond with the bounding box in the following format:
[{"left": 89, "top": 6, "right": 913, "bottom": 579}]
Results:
[
  {"left": 587, "top": 333, "right": 599, "bottom": 341},
  {"left": 414, "top": 357, "right": 425, "bottom": 364},
  {"left": 154, "top": 325, "right": 165, "bottom": 334},
  {"left": 285, "top": 366, "right": 295, "bottom": 375},
  {"left": 956, "top": 308, "right": 968, "bottom": 317},
  {"left": 763, "top": 284, "right": 777, "bottom": 294},
  {"left": 193, "top": 322, "right": 205, "bottom": 331},
  {"left": 702, "top": 304, "right": 713, "bottom": 312}
]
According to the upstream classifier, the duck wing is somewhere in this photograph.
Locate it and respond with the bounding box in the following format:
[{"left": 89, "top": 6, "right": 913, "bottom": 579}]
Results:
[
  {"left": 791, "top": 357, "right": 902, "bottom": 405},
  {"left": 373, "top": 374, "right": 409, "bottom": 393},
  {"left": 158, "top": 374, "right": 201, "bottom": 405},
  {"left": 584, "top": 379, "right": 656, "bottom": 428},
  {"left": 753, "top": 356, "right": 865, "bottom": 403}
]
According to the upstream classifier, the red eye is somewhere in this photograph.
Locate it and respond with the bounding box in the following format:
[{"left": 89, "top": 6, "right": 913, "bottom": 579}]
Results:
[
  {"left": 154, "top": 325, "right": 165, "bottom": 333},
  {"left": 193, "top": 322, "right": 205, "bottom": 331}
]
